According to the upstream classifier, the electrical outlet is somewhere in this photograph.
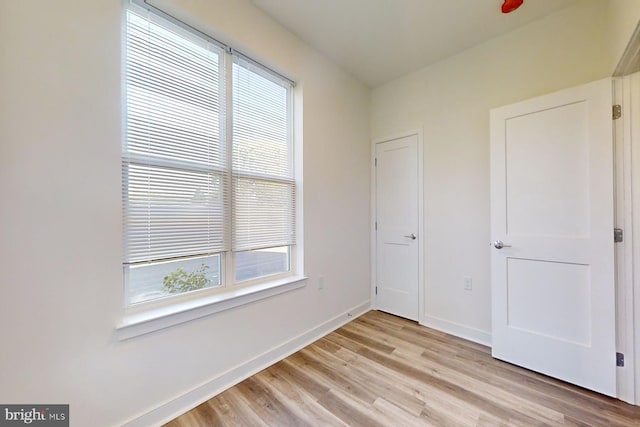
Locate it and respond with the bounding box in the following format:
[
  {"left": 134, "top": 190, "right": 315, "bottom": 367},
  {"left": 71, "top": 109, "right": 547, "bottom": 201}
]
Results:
[
  {"left": 464, "top": 276, "right": 472, "bottom": 291},
  {"left": 318, "top": 275, "right": 325, "bottom": 290}
]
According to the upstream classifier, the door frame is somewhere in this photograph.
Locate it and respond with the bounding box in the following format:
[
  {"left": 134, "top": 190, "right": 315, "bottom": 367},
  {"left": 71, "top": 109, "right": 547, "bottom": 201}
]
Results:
[
  {"left": 371, "top": 130, "right": 425, "bottom": 321},
  {"left": 613, "top": 18, "right": 640, "bottom": 406},
  {"left": 614, "top": 73, "right": 640, "bottom": 405},
  {"left": 633, "top": 73, "right": 640, "bottom": 407}
]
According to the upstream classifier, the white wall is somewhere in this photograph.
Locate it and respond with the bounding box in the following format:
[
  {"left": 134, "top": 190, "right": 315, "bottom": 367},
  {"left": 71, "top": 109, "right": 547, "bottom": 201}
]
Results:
[
  {"left": 608, "top": 0, "right": 640, "bottom": 73},
  {"left": 0, "top": 1, "right": 370, "bottom": 426},
  {"left": 371, "top": 0, "right": 613, "bottom": 342}
]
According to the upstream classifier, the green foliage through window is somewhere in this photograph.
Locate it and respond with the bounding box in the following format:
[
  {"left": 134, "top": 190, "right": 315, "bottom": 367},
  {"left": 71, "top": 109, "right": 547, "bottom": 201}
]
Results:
[{"left": 163, "top": 264, "right": 210, "bottom": 294}]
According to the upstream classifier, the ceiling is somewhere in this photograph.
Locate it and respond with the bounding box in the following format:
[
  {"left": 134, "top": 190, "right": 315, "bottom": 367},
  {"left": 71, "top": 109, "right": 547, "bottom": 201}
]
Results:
[{"left": 251, "top": 0, "right": 581, "bottom": 87}]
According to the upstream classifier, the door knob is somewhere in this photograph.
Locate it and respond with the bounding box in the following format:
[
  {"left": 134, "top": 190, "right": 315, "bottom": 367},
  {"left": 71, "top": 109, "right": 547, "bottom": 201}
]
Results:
[
  {"left": 404, "top": 233, "right": 417, "bottom": 240},
  {"left": 493, "top": 240, "right": 511, "bottom": 249}
]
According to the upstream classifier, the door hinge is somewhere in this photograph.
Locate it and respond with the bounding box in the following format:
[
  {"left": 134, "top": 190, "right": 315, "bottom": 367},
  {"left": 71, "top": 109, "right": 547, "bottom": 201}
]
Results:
[
  {"left": 375, "top": 158, "right": 377, "bottom": 167},
  {"left": 375, "top": 221, "right": 377, "bottom": 231},
  {"left": 613, "top": 105, "right": 622, "bottom": 120},
  {"left": 375, "top": 286, "right": 378, "bottom": 295},
  {"left": 617, "top": 352, "right": 625, "bottom": 367},
  {"left": 614, "top": 228, "right": 623, "bottom": 243}
]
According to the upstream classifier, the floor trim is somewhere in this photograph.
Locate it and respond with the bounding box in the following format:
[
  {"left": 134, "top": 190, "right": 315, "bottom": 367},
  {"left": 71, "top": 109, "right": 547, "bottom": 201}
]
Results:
[{"left": 421, "top": 314, "right": 492, "bottom": 347}]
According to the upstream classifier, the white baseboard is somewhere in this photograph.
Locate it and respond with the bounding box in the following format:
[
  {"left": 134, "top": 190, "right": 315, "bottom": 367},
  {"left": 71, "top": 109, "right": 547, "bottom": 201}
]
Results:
[
  {"left": 121, "top": 300, "right": 371, "bottom": 427},
  {"left": 420, "top": 315, "right": 492, "bottom": 347}
]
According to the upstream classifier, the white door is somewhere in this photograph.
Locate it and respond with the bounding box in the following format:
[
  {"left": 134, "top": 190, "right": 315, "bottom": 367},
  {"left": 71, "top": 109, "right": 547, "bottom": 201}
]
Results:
[
  {"left": 375, "top": 135, "right": 419, "bottom": 321},
  {"left": 490, "top": 78, "right": 616, "bottom": 396}
]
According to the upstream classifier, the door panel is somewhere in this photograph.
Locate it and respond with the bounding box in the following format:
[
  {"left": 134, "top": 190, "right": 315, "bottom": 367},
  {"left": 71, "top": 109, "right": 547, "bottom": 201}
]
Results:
[
  {"left": 376, "top": 135, "right": 419, "bottom": 321},
  {"left": 505, "top": 102, "right": 590, "bottom": 237},
  {"left": 506, "top": 258, "right": 591, "bottom": 345},
  {"left": 490, "top": 78, "right": 616, "bottom": 397}
]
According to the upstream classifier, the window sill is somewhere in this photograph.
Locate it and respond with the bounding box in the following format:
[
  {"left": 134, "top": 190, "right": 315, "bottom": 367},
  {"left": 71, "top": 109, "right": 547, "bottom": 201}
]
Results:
[{"left": 115, "top": 275, "right": 308, "bottom": 341}]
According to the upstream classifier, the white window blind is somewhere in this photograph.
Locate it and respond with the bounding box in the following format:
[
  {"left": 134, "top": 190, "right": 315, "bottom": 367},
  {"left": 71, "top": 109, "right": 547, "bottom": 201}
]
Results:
[
  {"left": 232, "top": 56, "right": 295, "bottom": 252},
  {"left": 122, "top": 0, "right": 297, "bottom": 305},
  {"left": 123, "top": 5, "right": 227, "bottom": 264}
]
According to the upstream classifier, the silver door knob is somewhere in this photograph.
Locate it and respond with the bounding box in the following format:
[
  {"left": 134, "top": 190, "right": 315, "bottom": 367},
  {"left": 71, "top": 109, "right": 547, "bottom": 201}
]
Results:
[
  {"left": 493, "top": 240, "right": 511, "bottom": 249},
  {"left": 404, "top": 233, "right": 417, "bottom": 240}
]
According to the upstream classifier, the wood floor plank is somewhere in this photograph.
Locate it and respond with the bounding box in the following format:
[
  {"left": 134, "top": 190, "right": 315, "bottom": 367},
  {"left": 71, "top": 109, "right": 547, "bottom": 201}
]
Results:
[
  {"left": 287, "top": 350, "right": 379, "bottom": 405},
  {"left": 165, "top": 310, "right": 640, "bottom": 426},
  {"left": 394, "top": 347, "right": 566, "bottom": 425},
  {"left": 305, "top": 342, "right": 426, "bottom": 417},
  {"left": 234, "top": 377, "right": 310, "bottom": 427},
  {"left": 330, "top": 343, "right": 502, "bottom": 426},
  {"left": 255, "top": 366, "right": 349, "bottom": 426},
  {"left": 211, "top": 388, "right": 271, "bottom": 427},
  {"left": 372, "top": 397, "right": 430, "bottom": 427},
  {"left": 316, "top": 388, "right": 388, "bottom": 427},
  {"left": 356, "top": 346, "right": 545, "bottom": 426}
]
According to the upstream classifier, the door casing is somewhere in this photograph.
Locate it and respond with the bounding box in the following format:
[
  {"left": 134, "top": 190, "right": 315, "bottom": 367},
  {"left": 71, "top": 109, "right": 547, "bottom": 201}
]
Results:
[{"left": 614, "top": 72, "right": 640, "bottom": 405}]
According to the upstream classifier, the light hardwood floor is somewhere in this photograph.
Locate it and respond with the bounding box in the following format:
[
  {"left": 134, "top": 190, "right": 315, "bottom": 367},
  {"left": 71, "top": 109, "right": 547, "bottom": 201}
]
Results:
[{"left": 165, "top": 310, "right": 640, "bottom": 426}]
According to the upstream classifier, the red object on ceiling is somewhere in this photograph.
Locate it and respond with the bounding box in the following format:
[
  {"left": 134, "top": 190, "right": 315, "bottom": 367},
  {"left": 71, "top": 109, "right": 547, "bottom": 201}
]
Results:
[{"left": 501, "top": 0, "right": 524, "bottom": 14}]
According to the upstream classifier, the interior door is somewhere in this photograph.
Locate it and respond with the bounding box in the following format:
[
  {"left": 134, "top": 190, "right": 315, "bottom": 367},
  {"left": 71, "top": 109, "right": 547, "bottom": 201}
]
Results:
[
  {"left": 490, "top": 78, "right": 616, "bottom": 396},
  {"left": 375, "top": 135, "right": 419, "bottom": 321}
]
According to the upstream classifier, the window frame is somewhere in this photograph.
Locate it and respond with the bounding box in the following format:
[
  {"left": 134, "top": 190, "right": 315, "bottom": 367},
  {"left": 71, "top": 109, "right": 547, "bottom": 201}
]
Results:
[{"left": 118, "top": 0, "right": 305, "bottom": 338}]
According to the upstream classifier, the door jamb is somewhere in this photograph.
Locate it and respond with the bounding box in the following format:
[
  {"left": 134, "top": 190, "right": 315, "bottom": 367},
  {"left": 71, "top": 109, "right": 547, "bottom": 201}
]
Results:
[
  {"left": 370, "top": 130, "right": 425, "bottom": 322},
  {"left": 613, "top": 76, "right": 635, "bottom": 404},
  {"left": 614, "top": 73, "right": 640, "bottom": 406},
  {"left": 613, "top": 14, "right": 640, "bottom": 407},
  {"left": 634, "top": 73, "right": 640, "bottom": 406}
]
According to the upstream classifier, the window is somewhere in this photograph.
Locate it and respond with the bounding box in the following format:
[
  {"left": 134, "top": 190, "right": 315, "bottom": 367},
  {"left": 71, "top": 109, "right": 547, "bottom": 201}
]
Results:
[{"left": 122, "top": 0, "right": 296, "bottom": 306}]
